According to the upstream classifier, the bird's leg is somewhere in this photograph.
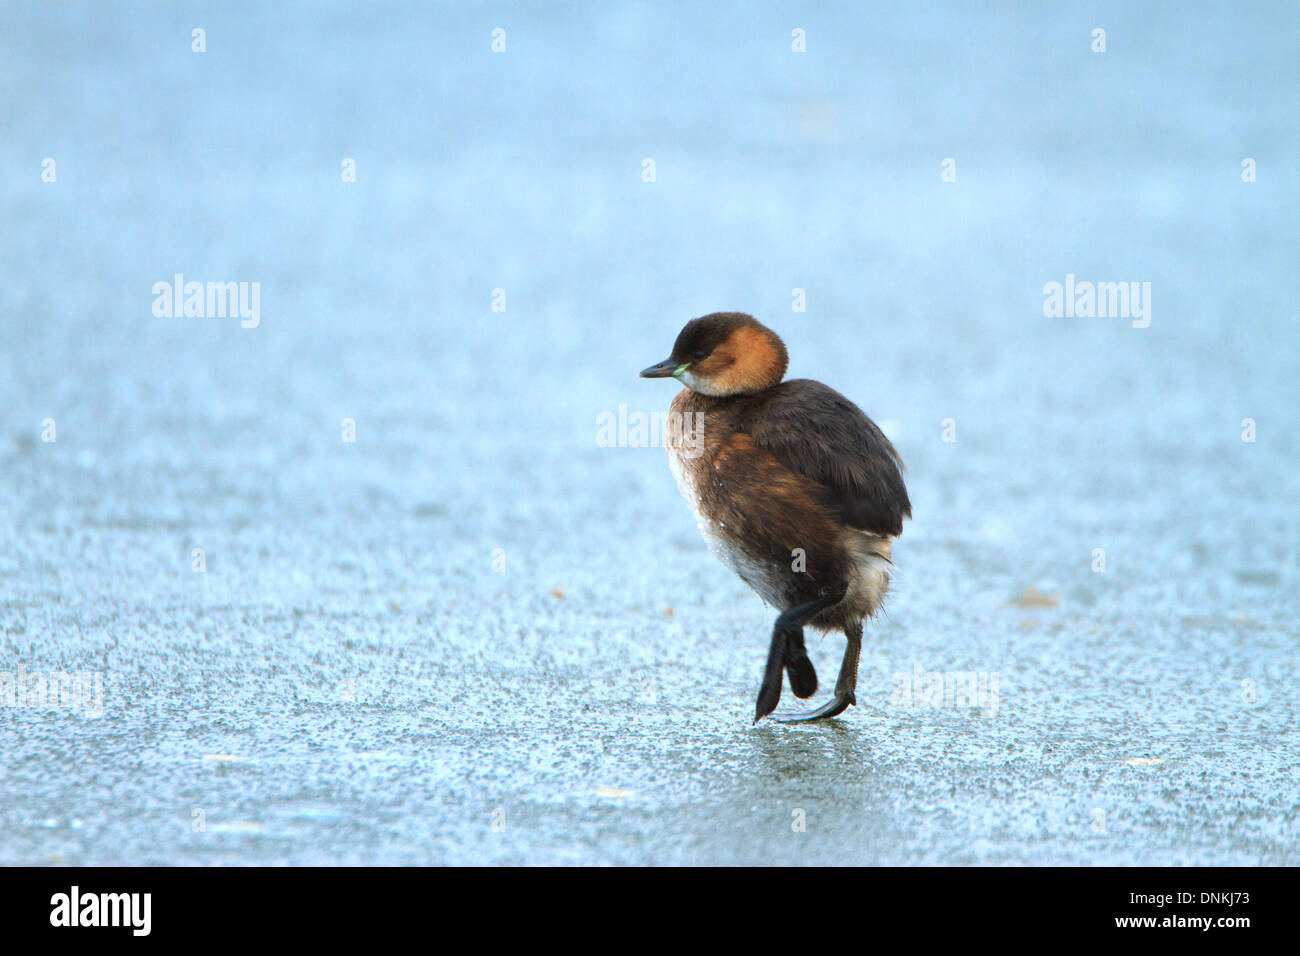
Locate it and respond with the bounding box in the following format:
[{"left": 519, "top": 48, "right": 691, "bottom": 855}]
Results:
[
  {"left": 755, "top": 628, "right": 788, "bottom": 723},
  {"left": 782, "top": 628, "right": 818, "bottom": 699},
  {"left": 754, "top": 582, "right": 849, "bottom": 722},
  {"left": 770, "top": 620, "right": 863, "bottom": 723}
]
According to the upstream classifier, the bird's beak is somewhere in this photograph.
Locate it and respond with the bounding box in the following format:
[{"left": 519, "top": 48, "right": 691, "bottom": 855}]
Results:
[{"left": 640, "top": 358, "right": 686, "bottom": 379}]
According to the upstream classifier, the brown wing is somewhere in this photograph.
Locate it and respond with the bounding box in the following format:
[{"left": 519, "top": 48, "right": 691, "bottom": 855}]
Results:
[
  {"left": 702, "top": 433, "right": 848, "bottom": 587},
  {"left": 741, "top": 379, "right": 911, "bottom": 537}
]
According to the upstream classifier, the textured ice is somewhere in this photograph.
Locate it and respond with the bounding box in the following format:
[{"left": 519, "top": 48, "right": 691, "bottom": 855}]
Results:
[{"left": 1, "top": 2, "right": 1297, "bottom": 864}]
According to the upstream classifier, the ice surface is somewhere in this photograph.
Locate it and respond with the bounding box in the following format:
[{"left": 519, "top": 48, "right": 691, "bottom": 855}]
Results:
[{"left": 1, "top": 1, "right": 1297, "bottom": 864}]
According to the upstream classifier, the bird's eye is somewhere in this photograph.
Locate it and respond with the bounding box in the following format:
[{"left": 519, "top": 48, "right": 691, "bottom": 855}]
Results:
[{"left": 692, "top": 349, "right": 707, "bottom": 361}]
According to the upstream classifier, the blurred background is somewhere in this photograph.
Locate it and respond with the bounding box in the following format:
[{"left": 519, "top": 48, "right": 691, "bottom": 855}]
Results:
[{"left": 1, "top": 1, "right": 1296, "bottom": 864}]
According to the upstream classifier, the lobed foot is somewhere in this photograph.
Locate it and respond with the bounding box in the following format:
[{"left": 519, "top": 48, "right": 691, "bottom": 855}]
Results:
[
  {"left": 769, "top": 691, "right": 856, "bottom": 723},
  {"left": 754, "top": 582, "right": 853, "bottom": 723}
]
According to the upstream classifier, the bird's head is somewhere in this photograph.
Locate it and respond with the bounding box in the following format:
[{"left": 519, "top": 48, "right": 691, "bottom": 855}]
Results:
[{"left": 639, "top": 312, "right": 788, "bottom": 396}]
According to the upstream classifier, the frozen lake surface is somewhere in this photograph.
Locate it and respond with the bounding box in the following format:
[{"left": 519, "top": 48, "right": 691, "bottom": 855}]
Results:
[{"left": 1, "top": 1, "right": 1297, "bottom": 864}]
